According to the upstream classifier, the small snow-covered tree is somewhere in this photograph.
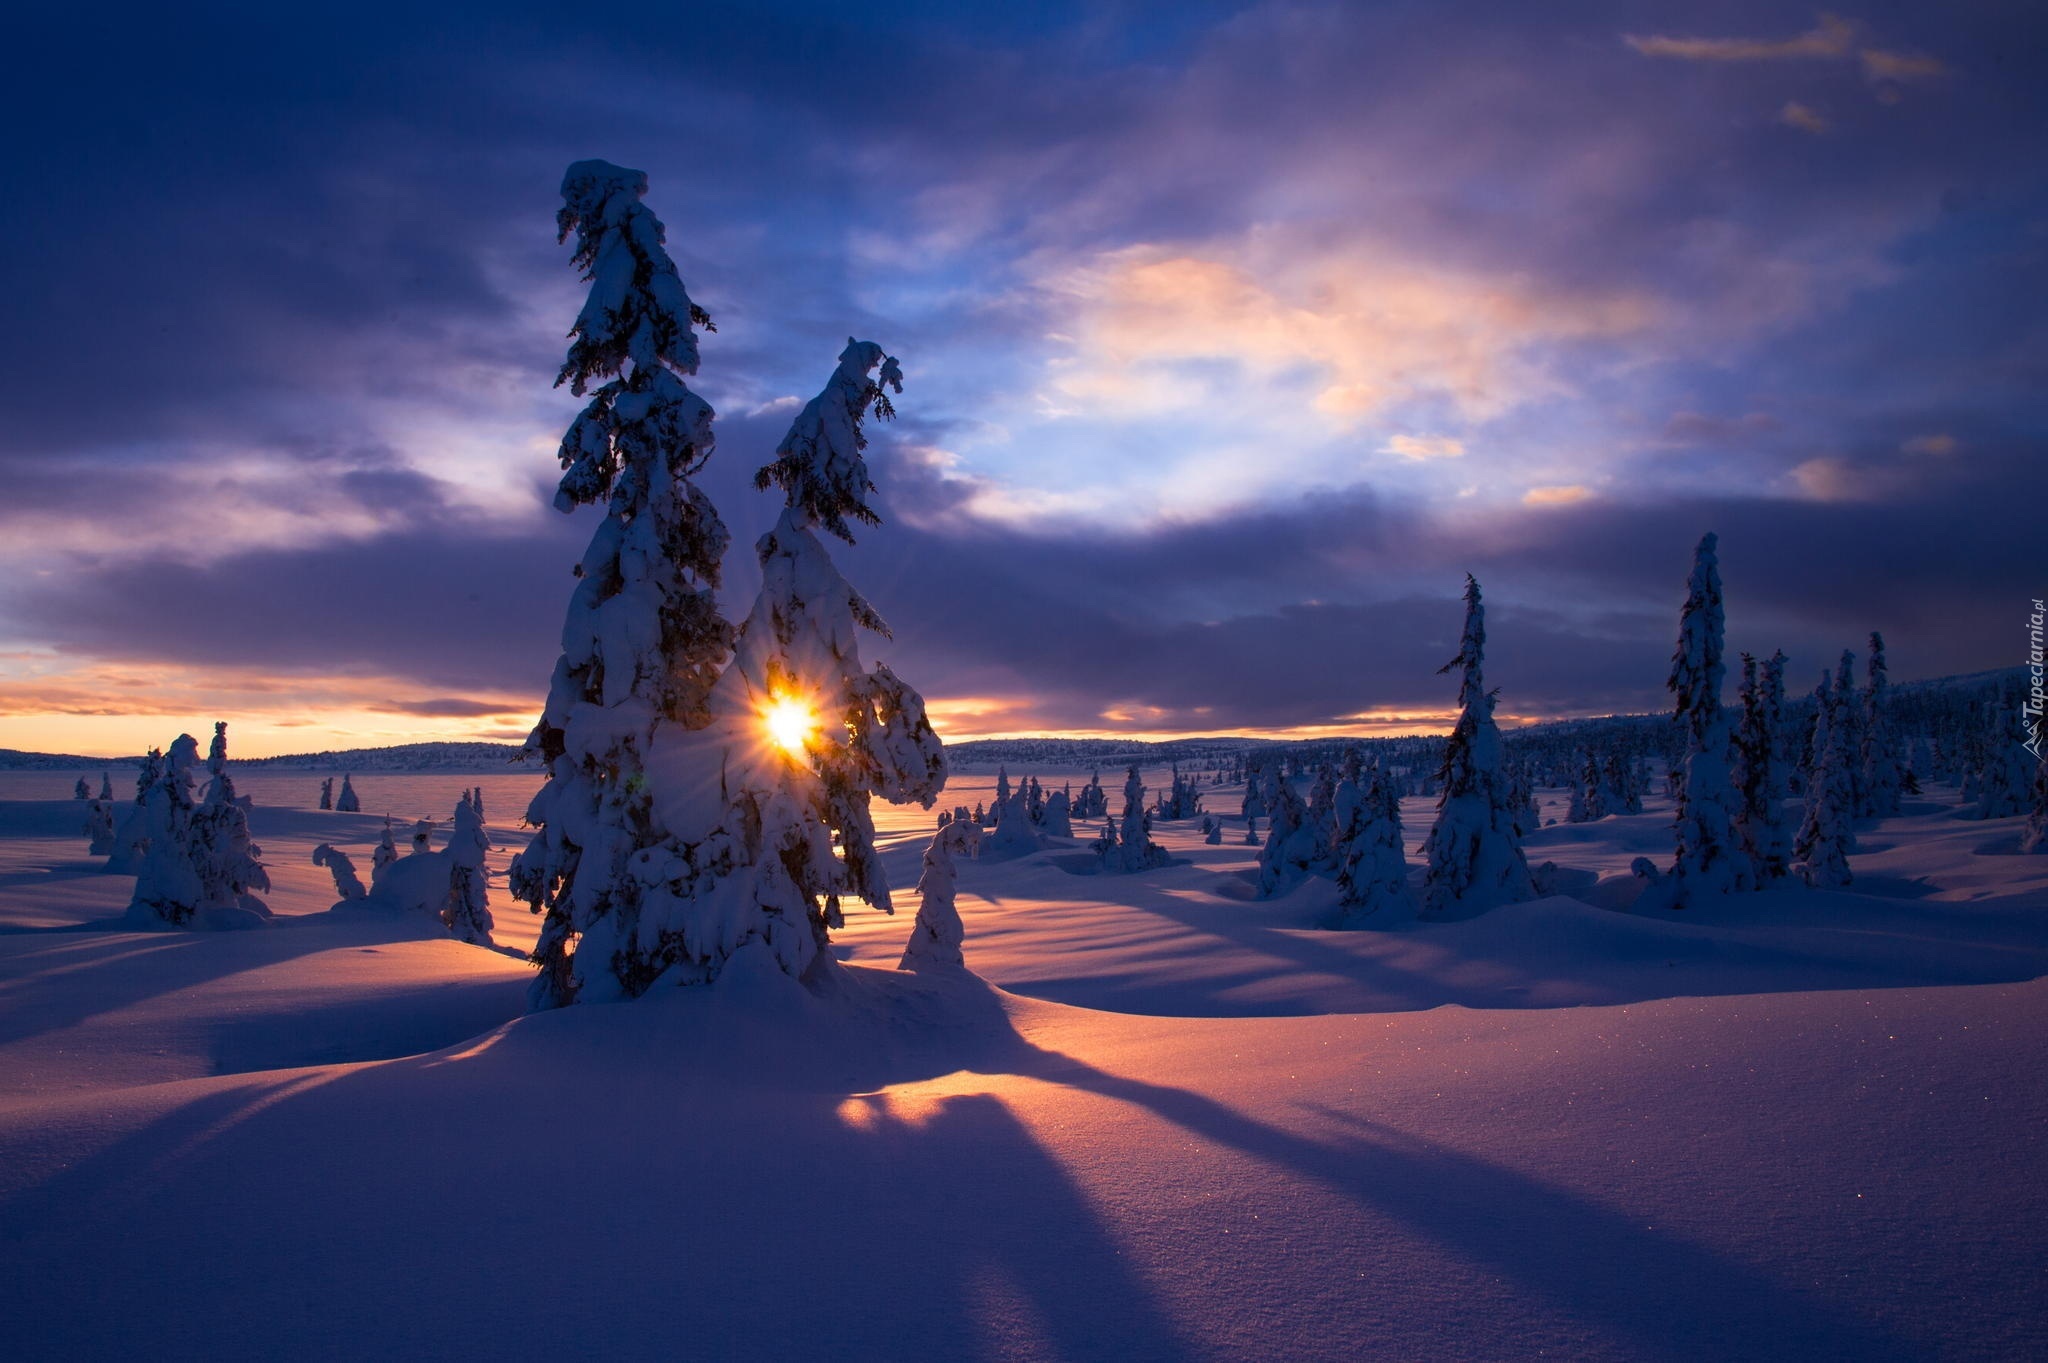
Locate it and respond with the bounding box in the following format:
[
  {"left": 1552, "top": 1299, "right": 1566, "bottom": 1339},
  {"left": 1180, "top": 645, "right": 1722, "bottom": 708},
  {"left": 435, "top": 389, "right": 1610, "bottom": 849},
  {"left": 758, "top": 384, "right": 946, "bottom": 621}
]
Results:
[
  {"left": 313, "top": 844, "right": 368, "bottom": 903},
  {"left": 73, "top": 778, "right": 90, "bottom": 800},
  {"left": 1735, "top": 650, "right": 1792, "bottom": 882},
  {"left": 1662, "top": 534, "right": 1755, "bottom": 908},
  {"left": 1794, "top": 671, "right": 1854, "bottom": 887},
  {"left": 1333, "top": 764, "right": 1415, "bottom": 924},
  {"left": 1099, "top": 766, "right": 1169, "bottom": 873},
  {"left": 335, "top": 774, "right": 360, "bottom": 813},
  {"left": 319, "top": 778, "right": 334, "bottom": 811},
  {"left": 442, "top": 792, "right": 495, "bottom": 946},
  {"left": 107, "top": 750, "right": 161, "bottom": 874},
  {"left": 1076, "top": 771, "right": 1108, "bottom": 820},
  {"left": 1040, "top": 787, "right": 1074, "bottom": 838},
  {"left": 83, "top": 800, "right": 115, "bottom": 856},
  {"left": 508, "top": 161, "right": 738, "bottom": 1008},
  {"left": 1421, "top": 576, "right": 1534, "bottom": 915},
  {"left": 899, "top": 820, "right": 980, "bottom": 970},
  {"left": 128, "top": 725, "right": 271, "bottom": 929},
  {"left": 1973, "top": 707, "right": 2035, "bottom": 819},
  {"left": 1255, "top": 768, "right": 1319, "bottom": 896},
  {"left": 2020, "top": 749, "right": 2048, "bottom": 854},
  {"left": 373, "top": 819, "right": 399, "bottom": 873},
  {"left": 1858, "top": 632, "right": 1902, "bottom": 819},
  {"left": 98, "top": 773, "right": 112, "bottom": 801}
]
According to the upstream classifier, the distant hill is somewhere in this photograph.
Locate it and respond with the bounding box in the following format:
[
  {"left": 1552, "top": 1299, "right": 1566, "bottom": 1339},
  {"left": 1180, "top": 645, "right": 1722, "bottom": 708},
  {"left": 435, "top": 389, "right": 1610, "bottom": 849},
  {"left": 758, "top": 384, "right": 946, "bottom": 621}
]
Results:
[
  {"left": 0, "top": 748, "right": 129, "bottom": 772},
  {"left": 0, "top": 741, "right": 534, "bottom": 773}
]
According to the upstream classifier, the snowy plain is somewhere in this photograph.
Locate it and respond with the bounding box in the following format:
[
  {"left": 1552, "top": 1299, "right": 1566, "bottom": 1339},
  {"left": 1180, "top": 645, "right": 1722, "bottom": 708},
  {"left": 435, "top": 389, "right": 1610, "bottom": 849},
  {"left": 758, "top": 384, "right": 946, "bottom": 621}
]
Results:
[{"left": 0, "top": 767, "right": 2043, "bottom": 1361}]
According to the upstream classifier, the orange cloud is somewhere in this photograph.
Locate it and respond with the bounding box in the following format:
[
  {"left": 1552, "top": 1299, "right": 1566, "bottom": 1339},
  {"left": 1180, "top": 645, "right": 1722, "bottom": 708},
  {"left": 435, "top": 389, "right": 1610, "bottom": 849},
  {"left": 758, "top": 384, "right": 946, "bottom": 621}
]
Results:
[
  {"left": 1625, "top": 14, "right": 1857, "bottom": 63},
  {"left": 1038, "top": 236, "right": 1657, "bottom": 429}
]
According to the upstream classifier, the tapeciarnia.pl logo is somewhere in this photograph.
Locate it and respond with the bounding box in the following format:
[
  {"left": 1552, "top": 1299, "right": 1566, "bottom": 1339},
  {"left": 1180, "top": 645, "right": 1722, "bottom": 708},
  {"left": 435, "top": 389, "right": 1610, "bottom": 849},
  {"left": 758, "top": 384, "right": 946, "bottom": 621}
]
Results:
[{"left": 2027, "top": 598, "right": 2045, "bottom": 758}]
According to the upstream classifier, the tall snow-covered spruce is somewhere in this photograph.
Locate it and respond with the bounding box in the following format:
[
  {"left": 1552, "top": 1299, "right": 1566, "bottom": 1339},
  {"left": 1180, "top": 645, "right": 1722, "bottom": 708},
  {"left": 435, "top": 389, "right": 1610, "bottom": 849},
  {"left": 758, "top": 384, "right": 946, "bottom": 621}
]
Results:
[
  {"left": 1420, "top": 575, "right": 1534, "bottom": 915},
  {"left": 637, "top": 339, "right": 947, "bottom": 991},
  {"left": 509, "top": 161, "right": 736, "bottom": 1008},
  {"left": 1662, "top": 533, "right": 1756, "bottom": 909}
]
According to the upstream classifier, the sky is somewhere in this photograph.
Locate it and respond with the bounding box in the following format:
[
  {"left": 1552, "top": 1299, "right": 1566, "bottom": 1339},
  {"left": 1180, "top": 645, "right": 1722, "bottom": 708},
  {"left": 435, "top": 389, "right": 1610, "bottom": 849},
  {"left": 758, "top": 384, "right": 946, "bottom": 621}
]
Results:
[{"left": 0, "top": 1, "right": 2040, "bottom": 757}]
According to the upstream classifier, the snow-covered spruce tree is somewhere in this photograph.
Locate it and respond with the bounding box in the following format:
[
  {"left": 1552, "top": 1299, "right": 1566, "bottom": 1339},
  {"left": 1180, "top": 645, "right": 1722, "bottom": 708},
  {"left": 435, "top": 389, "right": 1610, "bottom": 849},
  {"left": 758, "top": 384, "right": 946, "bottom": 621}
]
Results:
[
  {"left": 900, "top": 820, "right": 981, "bottom": 970},
  {"left": 2020, "top": 749, "right": 2048, "bottom": 854},
  {"left": 107, "top": 749, "right": 161, "bottom": 874},
  {"left": 992, "top": 767, "right": 1012, "bottom": 823},
  {"left": 1420, "top": 576, "right": 1534, "bottom": 915},
  {"left": 986, "top": 775, "right": 1042, "bottom": 858},
  {"left": 1662, "top": 534, "right": 1755, "bottom": 908},
  {"left": 1973, "top": 707, "right": 2035, "bottom": 819},
  {"left": 335, "top": 774, "right": 360, "bottom": 813},
  {"left": 319, "top": 777, "right": 334, "bottom": 811},
  {"left": 625, "top": 339, "right": 947, "bottom": 995},
  {"left": 1735, "top": 650, "right": 1792, "bottom": 882},
  {"left": 73, "top": 778, "right": 89, "bottom": 799},
  {"left": 1098, "top": 765, "right": 1169, "bottom": 873},
  {"left": 1831, "top": 650, "right": 1864, "bottom": 817},
  {"left": 313, "top": 843, "right": 368, "bottom": 904},
  {"left": 1333, "top": 764, "right": 1416, "bottom": 924},
  {"left": 128, "top": 726, "right": 271, "bottom": 929},
  {"left": 98, "top": 773, "right": 112, "bottom": 801},
  {"left": 1858, "top": 632, "right": 1902, "bottom": 819},
  {"left": 1793, "top": 670, "right": 1854, "bottom": 888},
  {"left": 84, "top": 800, "right": 115, "bottom": 856},
  {"left": 442, "top": 792, "right": 495, "bottom": 946},
  {"left": 507, "top": 161, "right": 737, "bottom": 1007},
  {"left": 1255, "top": 768, "right": 1319, "bottom": 896},
  {"left": 1040, "top": 786, "right": 1074, "bottom": 838},
  {"left": 373, "top": 819, "right": 399, "bottom": 873}
]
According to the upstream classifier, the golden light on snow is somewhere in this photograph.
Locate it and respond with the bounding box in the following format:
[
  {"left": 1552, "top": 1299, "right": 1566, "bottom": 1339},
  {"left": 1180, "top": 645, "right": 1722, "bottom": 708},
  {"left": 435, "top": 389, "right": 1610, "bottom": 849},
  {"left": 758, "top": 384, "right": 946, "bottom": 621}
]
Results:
[{"left": 763, "top": 694, "right": 820, "bottom": 756}]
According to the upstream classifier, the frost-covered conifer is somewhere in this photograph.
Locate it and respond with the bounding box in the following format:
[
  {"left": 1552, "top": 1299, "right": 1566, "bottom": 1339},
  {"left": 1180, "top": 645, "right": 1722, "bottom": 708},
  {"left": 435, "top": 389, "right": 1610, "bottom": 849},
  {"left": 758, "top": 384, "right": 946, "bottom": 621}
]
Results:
[
  {"left": 410, "top": 820, "right": 434, "bottom": 854},
  {"left": 313, "top": 844, "right": 368, "bottom": 904},
  {"left": 319, "top": 778, "right": 334, "bottom": 810},
  {"left": 98, "top": 773, "right": 112, "bottom": 801},
  {"left": 899, "top": 820, "right": 980, "bottom": 970},
  {"left": 2020, "top": 750, "right": 2048, "bottom": 854},
  {"left": 73, "top": 778, "right": 90, "bottom": 800},
  {"left": 1333, "top": 764, "right": 1415, "bottom": 923},
  {"left": 350, "top": 795, "right": 495, "bottom": 946},
  {"left": 1076, "top": 771, "right": 1107, "bottom": 820},
  {"left": 373, "top": 819, "right": 399, "bottom": 873},
  {"left": 1794, "top": 671, "right": 1854, "bottom": 887},
  {"left": 1565, "top": 777, "right": 1589, "bottom": 824},
  {"left": 107, "top": 750, "right": 161, "bottom": 874},
  {"left": 597, "top": 339, "right": 946, "bottom": 998},
  {"left": 1099, "top": 766, "right": 1169, "bottom": 873},
  {"left": 508, "top": 162, "right": 737, "bottom": 1007},
  {"left": 1040, "top": 787, "right": 1074, "bottom": 838},
  {"left": 992, "top": 767, "right": 1012, "bottom": 823},
  {"left": 1858, "top": 632, "right": 1902, "bottom": 818},
  {"left": 1973, "top": 708, "right": 2035, "bottom": 819},
  {"left": 1255, "top": 768, "right": 1319, "bottom": 896},
  {"left": 1421, "top": 576, "right": 1534, "bottom": 915},
  {"left": 1202, "top": 815, "right": 1223, "bottom": 845},
  {"left": 129, "top": 726, "right": 271, "bottom": 929},
  {"left": 1735, "top": 650, "right": 1792, "bottom": 881},
  {"left": 1578, "top": 752, "right": 1609, "bottom": 821},
  {"left": 1662, "top": 534, "right": 1755, "bottom": 908},
  {"left": 335, "top": 774, "right": 360, "bottom": 813},
  {"left": 84, "top": 800, "right": 115, "bottom": 856},
  {"left": 986, "top": 777, "right": 1041, "bottom": 858},
  {"left": 442, "top": 793, "right": 495, "bottom": 946},
  {"left": 1831, "top": 650, "right": 1863, "bottom": 816}
]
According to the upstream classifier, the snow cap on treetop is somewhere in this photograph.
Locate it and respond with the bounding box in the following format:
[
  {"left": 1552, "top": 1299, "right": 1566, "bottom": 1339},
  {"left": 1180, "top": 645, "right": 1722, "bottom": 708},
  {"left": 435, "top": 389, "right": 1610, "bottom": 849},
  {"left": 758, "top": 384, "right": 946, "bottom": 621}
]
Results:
[{"left": 754, "top": 337, "right": 904, "bottom": 543}]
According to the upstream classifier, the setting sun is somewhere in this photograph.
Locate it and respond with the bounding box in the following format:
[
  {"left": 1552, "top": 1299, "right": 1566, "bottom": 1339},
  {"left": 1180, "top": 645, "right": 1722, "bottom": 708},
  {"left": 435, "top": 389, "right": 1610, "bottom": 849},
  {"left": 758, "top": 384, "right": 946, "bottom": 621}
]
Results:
[{"left": 762, "top": 695, "right": 819, "bottom": 756}]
